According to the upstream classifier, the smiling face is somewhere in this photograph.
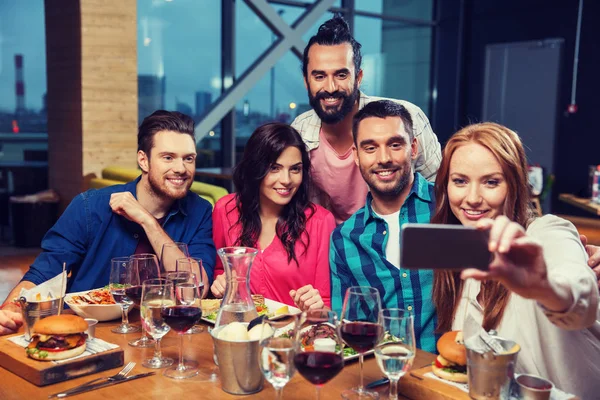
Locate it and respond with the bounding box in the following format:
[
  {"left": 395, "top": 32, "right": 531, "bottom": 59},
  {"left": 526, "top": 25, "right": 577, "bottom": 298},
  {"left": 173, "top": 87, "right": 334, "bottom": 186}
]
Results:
[
  {"left": 353, "top": 116, "right": 417, "bottom": 201},
  {"left": 138, "top": 130, "right": 196, "bottom": 201},
  {"left": 448, "top": 143, "right": 508, "bottom": 226},
  {"left": 259, "top": 146, "right": 303, "bottom": 215},
  {"left": 304, "top": 43, "right": 363, "bottom": 125}
]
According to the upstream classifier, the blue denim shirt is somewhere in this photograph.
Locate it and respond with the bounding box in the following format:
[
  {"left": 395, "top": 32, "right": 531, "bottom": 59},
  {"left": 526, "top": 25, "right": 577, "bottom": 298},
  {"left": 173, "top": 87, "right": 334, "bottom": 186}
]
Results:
[{"left": 22, "top": 177, "right": 216, "bottom": 292}]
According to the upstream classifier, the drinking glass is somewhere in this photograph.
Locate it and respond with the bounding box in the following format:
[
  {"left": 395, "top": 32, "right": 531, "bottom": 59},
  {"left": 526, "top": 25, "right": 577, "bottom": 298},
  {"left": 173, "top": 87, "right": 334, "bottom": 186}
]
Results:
[
  {"left": 374, "top": 309, "right": 416, "bottom": 400},
  {"left": 109, "top": 257, "right": 140, "bottom": 334},
  {"left": 140, "top": 278, "right": 174, "bottom": 368},
  {"left": 176, "top": 257, "right": 206, "bottom": 334},
  {"left": 341, "top": 286, "right": 383, "bottom": 400},
  {"left": 259, "top": 316, "right": 298, "bottom": 399},
  {"left": 163, "top": 272, "right": 202, "bottom": 379},
  {"left": 293, "top": 309, "right": 344, "bottom": 400},
  {"left": 128, "top": 254, "right": 161, "bottom": 348},
  {"left": 161, "top": 242, "right": 189, "bottom": 272}
]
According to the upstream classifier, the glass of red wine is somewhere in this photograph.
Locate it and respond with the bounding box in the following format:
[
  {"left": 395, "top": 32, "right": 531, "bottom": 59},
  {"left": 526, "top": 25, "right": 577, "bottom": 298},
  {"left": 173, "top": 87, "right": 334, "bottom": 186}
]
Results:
[
  {"left": 109, "top": 257, "right": 140, "bottom": 334},
  {"left": 293, "top": 309, "right": 344, "bottom": 400},
  {"left": 176, "top": 257, "right": 206, "bottom": 334},
  {"left": 163, "top": 271, "right": 203, "bottom": 379},
  {"left": 161, "top": 242, "right": 189, "bottom": 272},
  {"left": 128, "top": 253, "right": 161, "bottom": 348},
  {"left": 340, "top": 286, "right": 383, "bottom": 400}
]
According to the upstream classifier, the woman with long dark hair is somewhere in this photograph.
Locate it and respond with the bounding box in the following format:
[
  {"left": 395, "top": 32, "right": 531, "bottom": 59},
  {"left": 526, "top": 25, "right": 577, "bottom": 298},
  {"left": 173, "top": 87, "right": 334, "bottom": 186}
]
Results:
[
  {"left": 210, "top": 123, "right": 335, "bottom": 310},
  {"left": 431, "top": 122, "right": 599, "bottom": 398}
]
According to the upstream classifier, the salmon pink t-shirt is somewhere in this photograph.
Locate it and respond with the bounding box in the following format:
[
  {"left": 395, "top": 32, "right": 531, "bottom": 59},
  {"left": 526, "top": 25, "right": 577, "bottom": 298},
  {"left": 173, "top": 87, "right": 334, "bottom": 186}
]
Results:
[
  {"left": 212, "top": 194, "right": 335, "bottom": 308},
  {"left": 309, "top": 130, "right": 368, "bottom": 224}
]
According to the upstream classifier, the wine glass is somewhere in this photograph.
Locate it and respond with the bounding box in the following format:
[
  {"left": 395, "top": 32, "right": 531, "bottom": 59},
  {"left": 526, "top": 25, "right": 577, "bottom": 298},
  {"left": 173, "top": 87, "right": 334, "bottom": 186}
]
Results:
[
  {"left": 259, "top": 316, "right": 298, "bottom": 399},
  {"left": 176, "top": 257, "right": 206, "bottom": 334},
  {"left": 128, "top": 253, "right": 161, "bottom": 348},
  {"left": 340, "top": 286, "right": 383, "bottom": 400},
  {"left": 293, "top": 309, "right": 344, "bottom": 400},
  {"left": 163, "top": 272, "right": 203, "bottom": 379},
  {"left": 109, "top": 257, "right": 140, "bottom": 334},
  {"left": 140, "top": 278, "right": 174, "bottom": 368},
  {"left": 374, "top": 309, "right": 416, "bottom": 400},
  {"left": 161, "top": 242, "right": 189, "bottom": 272}
]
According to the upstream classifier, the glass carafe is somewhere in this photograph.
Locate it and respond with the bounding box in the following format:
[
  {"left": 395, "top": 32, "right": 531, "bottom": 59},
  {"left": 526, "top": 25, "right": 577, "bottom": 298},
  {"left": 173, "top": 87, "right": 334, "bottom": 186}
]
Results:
[{"left": 214, "top": 247, "right": 259, "bottom": 329}]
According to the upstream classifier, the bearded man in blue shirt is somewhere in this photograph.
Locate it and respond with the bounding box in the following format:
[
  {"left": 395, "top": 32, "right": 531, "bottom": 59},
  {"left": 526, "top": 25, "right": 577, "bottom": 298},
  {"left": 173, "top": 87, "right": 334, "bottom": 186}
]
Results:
[
  {"left": 0, "top": 110, "right": 216, "bottom": 335},
  {"left": 329, "top": 100, "right": 437, "bottom": 352}
]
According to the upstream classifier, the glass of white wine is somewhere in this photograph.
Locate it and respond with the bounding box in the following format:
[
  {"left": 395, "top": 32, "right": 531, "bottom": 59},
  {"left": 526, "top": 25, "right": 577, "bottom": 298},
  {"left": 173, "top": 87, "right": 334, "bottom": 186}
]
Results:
[
  {"left": 140, "top": 278, "right": 175, "bottom": 369},
  {"left": 259, "top": 316, "right": 298, "bottom": 399},
  {"left": 374, "top": 308, "right": 416, "bottom": 400}
]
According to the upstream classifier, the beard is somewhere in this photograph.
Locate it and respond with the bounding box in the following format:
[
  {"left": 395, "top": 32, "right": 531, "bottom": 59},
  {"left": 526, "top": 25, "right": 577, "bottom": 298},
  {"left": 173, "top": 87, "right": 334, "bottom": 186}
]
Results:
[
  {"left": 147, "top": 165, "right": 192, "bottom": 202},
  {"left": 307, "top": 83, "right": 360, "bottom": 125},
  {"left": 360, "top": 158, "right": 413, "bottom": 200}
]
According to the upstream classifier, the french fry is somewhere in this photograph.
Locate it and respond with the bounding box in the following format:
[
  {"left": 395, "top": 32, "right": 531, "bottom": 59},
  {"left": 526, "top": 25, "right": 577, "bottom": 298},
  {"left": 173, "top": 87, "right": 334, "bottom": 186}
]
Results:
[{"left": 35, "top": 293, "right": 41, "bottom": 301}]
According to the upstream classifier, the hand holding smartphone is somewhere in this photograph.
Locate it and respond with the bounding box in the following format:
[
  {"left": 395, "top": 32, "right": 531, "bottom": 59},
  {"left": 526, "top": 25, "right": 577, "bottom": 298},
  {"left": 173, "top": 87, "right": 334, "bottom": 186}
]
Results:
[{"left": 400, "top": 223, "right": 491, "bottom": 270}]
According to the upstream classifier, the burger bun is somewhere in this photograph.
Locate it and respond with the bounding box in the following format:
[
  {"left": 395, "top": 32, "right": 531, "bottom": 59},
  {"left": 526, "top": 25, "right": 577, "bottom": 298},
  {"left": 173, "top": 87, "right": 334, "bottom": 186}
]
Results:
[
  {"left": 33, "top": 314, "right": 88, "bottom": 335},
  {"left": 437, "top": 331, "right": 467, "bottom": 365},
  {"left": 431, "top": 364, "right": 468, "bottom": 383}
]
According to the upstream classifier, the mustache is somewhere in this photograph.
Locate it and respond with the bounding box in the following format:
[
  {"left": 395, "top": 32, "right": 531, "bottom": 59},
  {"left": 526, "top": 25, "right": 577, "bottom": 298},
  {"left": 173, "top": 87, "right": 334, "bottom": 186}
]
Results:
[{"left": 314, "top": 90, "right": 347, "bottom": 101}]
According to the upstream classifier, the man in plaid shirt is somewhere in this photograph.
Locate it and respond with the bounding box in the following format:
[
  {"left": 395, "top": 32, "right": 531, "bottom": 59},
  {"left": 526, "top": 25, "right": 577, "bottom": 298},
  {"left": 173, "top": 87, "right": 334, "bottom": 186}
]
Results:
[
  {"left": 329, "top": 100, "right": 438, "bottom": 352},
  {"left": 291, "top": 15, "right": 441, "bottom": 224}
]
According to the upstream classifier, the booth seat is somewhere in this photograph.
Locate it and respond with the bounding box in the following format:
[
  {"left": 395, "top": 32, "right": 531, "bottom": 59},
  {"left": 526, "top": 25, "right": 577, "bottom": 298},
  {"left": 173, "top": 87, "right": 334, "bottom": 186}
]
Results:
[{"left": 89, "top": 166, "right": 229, "bottom": 207}]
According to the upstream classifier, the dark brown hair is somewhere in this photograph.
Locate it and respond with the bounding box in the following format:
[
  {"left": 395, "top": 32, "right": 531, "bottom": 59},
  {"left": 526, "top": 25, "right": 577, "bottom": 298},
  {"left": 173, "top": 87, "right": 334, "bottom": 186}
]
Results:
[
  {"left": 138, "top": 110, "right": 195, "bottom": 156},
  {"left": 432, "top": 122, "right": 532, "bottom": 333}
]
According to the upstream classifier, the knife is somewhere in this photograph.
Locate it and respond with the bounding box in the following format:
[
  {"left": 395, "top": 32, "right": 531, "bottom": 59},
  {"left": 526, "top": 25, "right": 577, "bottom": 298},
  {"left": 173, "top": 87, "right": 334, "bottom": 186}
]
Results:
[
  {"left": 366, "top": 377, "right": 389, "bottom": 389},
  {"left": 49, "top": 372, "right": 156, "bottom": 398}
]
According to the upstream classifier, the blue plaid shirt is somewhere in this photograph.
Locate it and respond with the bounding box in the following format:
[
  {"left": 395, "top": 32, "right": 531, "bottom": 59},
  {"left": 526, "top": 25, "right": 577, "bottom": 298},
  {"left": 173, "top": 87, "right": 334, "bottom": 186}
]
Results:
[{"left": 329, "top": 173, "right": 438, "bottom": 352}]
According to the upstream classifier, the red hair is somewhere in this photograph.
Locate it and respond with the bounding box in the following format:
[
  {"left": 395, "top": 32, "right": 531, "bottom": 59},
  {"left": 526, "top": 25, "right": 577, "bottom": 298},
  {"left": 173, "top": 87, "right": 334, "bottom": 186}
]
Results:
[{"left": 432, "top": 122, "right": 532, "bottom": 333}]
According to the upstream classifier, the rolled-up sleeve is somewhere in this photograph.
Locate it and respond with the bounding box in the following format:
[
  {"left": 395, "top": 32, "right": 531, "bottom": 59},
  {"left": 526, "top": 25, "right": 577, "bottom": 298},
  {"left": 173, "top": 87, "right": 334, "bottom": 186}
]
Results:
[{"left": 412, "top": 110, "right": 441, "bottom": 182}]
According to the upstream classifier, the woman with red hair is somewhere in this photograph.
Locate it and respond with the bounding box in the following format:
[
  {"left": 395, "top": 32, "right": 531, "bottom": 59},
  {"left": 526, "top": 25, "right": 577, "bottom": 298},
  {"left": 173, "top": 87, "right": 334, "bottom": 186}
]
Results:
[{"left": 432, "top": 122, "right": 599, "bottom": 398}]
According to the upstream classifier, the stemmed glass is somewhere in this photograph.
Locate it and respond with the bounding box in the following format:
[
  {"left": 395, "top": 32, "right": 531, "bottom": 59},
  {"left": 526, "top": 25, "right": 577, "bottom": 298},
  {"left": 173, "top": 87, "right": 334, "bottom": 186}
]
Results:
[
  {"left": 109, "top": 257, "right": 140, "bottom": 334},
  {"left": 374, "top": 309, "right": 416, "bottom": 400},
  {"left": 176, "top": 257, "right": 206, "bottom": 334},
  {"left": 128, "top": 253, "right": 161, "bottom": 348},
  {"left": 293, "top": 310, "right": 344, "bottom": 400},
  {"left": 259, "top": 316, "right": 298, "bottom": 399},
  {"left": 340, "top": 286, "right": 383, "bottom": 400},
  {"left": 162, "top": 272, "right": 203, "bottom": 379},
  {"left": 161, "top": 242, "right": 189, "bottom": 272},
  {"left": 140, "top": 278, "right": 174, "bottom": 369}
]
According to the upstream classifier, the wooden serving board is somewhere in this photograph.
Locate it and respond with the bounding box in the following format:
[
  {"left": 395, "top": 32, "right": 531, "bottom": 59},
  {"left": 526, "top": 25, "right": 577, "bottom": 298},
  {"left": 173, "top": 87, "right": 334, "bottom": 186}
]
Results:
[
  {"left": 0, "top": 334, "right": 124, "bottom": 386},
  {"left": 398, "top": 365, "right": 470, "bottom": 400}
]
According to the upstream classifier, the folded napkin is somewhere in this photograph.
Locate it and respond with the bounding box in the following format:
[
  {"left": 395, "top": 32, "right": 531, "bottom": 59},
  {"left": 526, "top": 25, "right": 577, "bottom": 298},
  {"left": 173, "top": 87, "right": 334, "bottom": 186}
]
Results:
[
  {"left": 422, "top": 372, "right": 573, "bottom": 400},
  {"left": 8, "top": 335, "right": 119, "bottom": 364},
  {"left": 18, "top": 271, "right": 67, "bottom": 302}
]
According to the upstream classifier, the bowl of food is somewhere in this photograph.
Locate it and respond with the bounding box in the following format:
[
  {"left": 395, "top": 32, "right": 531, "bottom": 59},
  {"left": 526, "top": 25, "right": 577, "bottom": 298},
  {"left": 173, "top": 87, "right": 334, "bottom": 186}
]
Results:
[{"left": 65, "top": 288, "right": 130, "bottom": 322}]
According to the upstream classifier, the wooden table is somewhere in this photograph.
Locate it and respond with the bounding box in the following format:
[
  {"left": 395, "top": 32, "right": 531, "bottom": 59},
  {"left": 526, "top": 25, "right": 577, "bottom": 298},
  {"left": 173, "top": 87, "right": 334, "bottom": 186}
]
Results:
[
  {"left": 558, "top": 193, "right": 600, "bottom": 216},
  {"left": 195, "top": 167, "right": 234, "bottom": 181},
  {"left": 0, "top": 312, "right": 460, "bottom": 400}
]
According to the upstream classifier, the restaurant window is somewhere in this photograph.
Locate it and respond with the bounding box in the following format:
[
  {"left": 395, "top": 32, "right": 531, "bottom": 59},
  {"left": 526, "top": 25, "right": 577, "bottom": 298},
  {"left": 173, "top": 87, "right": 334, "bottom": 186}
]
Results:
[
  {"left": 0, "top": 1, "right": 48, "bottom": 142},
  {"left": 137, "top": 0, "right": 222, "bottom": 168}
]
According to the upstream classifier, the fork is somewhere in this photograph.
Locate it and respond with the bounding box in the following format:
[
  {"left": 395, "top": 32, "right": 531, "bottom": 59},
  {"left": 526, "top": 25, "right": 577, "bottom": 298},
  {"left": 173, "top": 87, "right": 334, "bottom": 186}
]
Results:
[{"left": 48, "top": 362, "right": 135, "bottom": 398}]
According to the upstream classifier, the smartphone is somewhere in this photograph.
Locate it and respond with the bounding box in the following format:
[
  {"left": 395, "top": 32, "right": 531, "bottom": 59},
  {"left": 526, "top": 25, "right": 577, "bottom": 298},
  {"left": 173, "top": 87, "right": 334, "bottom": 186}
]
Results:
[{"left": 400, "top": 223, "right": 491, "bottom": 270}]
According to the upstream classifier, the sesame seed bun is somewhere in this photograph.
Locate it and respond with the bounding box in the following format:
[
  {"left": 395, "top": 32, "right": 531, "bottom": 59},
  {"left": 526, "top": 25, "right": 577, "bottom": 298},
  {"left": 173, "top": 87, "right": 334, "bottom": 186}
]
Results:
[{"left": 437, "top": 330, "right": 467, "bottom": 366}]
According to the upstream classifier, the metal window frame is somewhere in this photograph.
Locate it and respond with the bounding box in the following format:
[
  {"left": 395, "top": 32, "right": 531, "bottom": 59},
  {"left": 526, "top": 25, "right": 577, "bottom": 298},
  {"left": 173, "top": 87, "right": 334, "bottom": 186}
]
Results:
[{"left": 208, "top": 0, "right": 437, "bottom": 169}]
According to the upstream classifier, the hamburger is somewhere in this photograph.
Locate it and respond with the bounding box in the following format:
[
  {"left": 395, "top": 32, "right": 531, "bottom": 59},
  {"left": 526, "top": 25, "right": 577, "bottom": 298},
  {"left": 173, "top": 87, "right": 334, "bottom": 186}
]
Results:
[
  {"left": 26, "top": 315, "right": 88, "bottom": 361},
  {"left": 432, "top": 330, "right": 468, "bottom": 383}
]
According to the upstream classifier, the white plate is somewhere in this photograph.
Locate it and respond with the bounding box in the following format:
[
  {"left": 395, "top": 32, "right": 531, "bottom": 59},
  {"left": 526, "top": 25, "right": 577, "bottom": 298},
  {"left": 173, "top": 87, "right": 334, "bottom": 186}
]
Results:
[
  {"left": 201, "top": 298, "right": 301, "bottom": 324},
  {"left": 65, "top": 288, "right": 131, "bottom": 322}
]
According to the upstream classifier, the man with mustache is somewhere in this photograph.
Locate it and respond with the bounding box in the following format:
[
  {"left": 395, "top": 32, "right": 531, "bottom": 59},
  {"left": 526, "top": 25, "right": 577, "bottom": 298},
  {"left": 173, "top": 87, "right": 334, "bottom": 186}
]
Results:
[
  {"left": 0, "top": 110, "right": 216, "bottom": 335},
  {"left": 329, "top": 100, "right": 437, "bottom": 352},
  {"left": 291, "top": 15, "right": 441, "bottom": 224}
]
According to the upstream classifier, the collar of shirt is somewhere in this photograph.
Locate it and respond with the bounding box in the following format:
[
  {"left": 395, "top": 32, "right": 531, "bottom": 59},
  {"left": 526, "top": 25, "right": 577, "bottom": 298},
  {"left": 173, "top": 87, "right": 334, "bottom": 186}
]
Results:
[
  {"left": 125, "top": 175, "right": 188, "bottom": 220},
  {"left": 361, "top": 172, "right": 433, "bottom": 225}
]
